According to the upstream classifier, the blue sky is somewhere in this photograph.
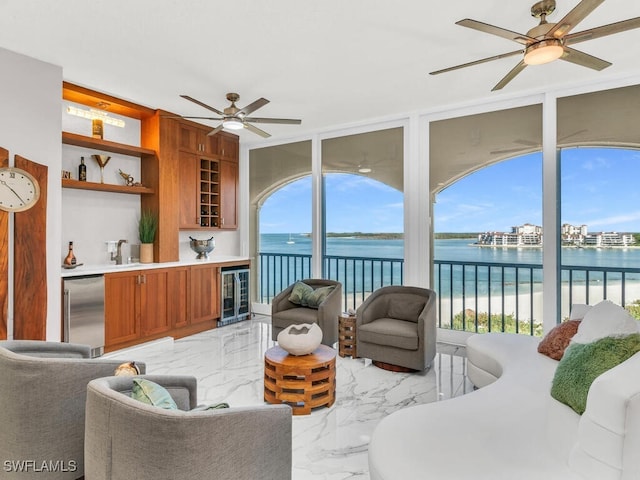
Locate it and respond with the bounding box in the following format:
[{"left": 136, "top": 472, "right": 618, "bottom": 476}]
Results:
[{"left": 259, "top": 147, "right": 640, "bottom": 234}]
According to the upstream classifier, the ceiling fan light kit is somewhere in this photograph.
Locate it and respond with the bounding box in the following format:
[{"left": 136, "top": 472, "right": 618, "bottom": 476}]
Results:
[
  {"left": 524, "top": 39, "right": 564, "bottom": 65},
  {"left": 430, "top": 0, "right": 640, "bottom": 90},
  {"left": 222, "top": 118, "right": 244, "bottom": 130}
]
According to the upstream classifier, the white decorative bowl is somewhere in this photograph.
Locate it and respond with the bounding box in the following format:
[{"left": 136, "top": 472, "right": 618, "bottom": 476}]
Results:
[{"left": 277, "top": 323, "right": 323, "bottom": 356}]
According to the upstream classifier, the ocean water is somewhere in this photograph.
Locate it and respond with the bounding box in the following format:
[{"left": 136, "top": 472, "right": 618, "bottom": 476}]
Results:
[
  {"left": 260, "top": 234, "right": 640, "bottom": 267},
  {"left": 259, "top": 234, "right": 640, "bottom": 302}
]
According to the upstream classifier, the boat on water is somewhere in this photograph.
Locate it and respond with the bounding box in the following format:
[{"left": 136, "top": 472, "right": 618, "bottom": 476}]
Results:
[{"left": 286, "top": 234, "right": 295, "bottom": 244}]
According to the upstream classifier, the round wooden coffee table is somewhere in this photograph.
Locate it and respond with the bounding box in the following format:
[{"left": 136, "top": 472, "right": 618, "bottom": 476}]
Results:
[{"left": 264, "top": 344, "right": 336, "bottom": 415}]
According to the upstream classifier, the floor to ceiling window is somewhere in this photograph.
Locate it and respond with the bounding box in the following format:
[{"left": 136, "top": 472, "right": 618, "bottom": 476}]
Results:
[
  {"left": 321, "top": 127, "right": 404, "bottom": 309},
  {"left": 558, "top": 84, "right": 640, "bottom": 319},
  {"left": 249, "top": 140, "right": 312, "bottom": 303},
  {"left": 430, "top": 104, "right": 543, "bottom": 335}
]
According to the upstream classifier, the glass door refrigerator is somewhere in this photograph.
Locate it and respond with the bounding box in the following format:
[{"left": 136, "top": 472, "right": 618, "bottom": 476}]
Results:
[{"left": 219, "top": 266, "right": 251, "bottom": 326}]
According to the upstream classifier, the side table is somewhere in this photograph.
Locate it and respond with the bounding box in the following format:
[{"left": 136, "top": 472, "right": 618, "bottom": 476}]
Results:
[
  {"left": 264, "top": 344, "right": 336, "bottom": 415},
  {"left": 338, "top": 313, "right": 357, "bottom": 358}
]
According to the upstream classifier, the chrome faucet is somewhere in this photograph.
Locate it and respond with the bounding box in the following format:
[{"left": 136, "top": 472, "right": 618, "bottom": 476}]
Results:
[{"left": 111, "top": 239, "right": 128, "bottom": 265}]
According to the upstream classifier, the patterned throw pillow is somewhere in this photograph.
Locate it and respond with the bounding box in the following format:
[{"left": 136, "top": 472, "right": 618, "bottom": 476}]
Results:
[
  {"left": 537, "top": 320, "right": 581, "bottom": 360},
  {"left": 550, "top": 333, "right": 640, "bottom": 414},
  {"left": 288, "top": 282, "right": 314, "bottom": 306},
  {"left": 305, "top": 285, "right": 335, "bottom": 308},
  {"left": 131, "top": 378, "right": 178, "bottom": 410}
]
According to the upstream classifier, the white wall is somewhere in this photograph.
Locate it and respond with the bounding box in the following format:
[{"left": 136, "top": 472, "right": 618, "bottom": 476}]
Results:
[{"left": 0, "top": 47, "right": 62, "bottom": 340}]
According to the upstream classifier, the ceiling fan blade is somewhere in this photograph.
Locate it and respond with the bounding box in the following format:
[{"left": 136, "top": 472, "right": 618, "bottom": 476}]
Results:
[
  {"left": 430, "top": 49, "right": 523, "bottom": 75},
  {"left": 547, "top": 0, "right": 604, "bottom": 38},
  {"left": 564, "top": 17, "right": 640, "bottom": 45},
  {"left": 237, "top": 98, "right": 269, "bottom": 117},
  {"left": 206, "top": 124, "right": 225, "bottom": 137},
  {"left": 244, "top": 122, "right": 271, "bottom": 138},
  {"left": 171, "top": 116, "right": 224, "bottom": 121},
  {"left": 492, "top": 60, "right": 527, "bottom": 91},
  {"left": 180, "top": 95, "right": 225, "bottom": 116},
  {"left": 456, "top": 19, "right": 535, "bottom": 45},
  {"left": 243, "top": 117, "right": 302, "bottom": 125},
  {"left": 560, "top": 46, "right": 611, "bottom": 70}
]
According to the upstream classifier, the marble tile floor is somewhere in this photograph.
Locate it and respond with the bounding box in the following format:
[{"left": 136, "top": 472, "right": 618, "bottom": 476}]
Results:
[{"left": 106, "top": 315, "right": 473, "bottom": 480}]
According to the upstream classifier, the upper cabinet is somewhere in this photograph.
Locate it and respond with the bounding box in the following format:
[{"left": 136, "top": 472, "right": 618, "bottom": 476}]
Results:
[
  {"left": 219, "top": 158, "right": 237, "bottom": 229},
  {"left": 176, "top": 120, "right": 239, "bottom": 231},
  {"left": 178, "top": 121, "right": 218, "bottom": 155}
]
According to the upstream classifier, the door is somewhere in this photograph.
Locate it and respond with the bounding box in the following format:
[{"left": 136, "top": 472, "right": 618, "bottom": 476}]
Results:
[
  {"left": 219, "top": 159, "right": 237, "bottom": 229},
  {"left": 178, "top": 150, "right": 200, "bottom": 229},
  {"left": 139, "top": 269, "right": 170, "bottom": 337},
  {"left": 190, "top": 264, "right": 219, "bottom": 324},
  {"left": 105, "top": 271, "right": 140, "bottom": 347}
]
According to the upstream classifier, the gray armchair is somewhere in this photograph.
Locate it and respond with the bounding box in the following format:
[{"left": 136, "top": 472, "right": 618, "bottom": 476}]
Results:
[
  {"left": 356, "top": 286, "right": 436, "bottom": 371},
  {"left": 271, "top": 279, "right": 343, "bottom": 346},
  {"left": 0, "top": 340, "right": 145, "bottom": 480},
  {"left": 85, "top": 375, "right": 292, "bottom": 480}
]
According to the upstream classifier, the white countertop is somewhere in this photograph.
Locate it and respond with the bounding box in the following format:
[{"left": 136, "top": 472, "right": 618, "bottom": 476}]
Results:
[{"left": 61, "top": 255, "right": 251, "bottom": 277}]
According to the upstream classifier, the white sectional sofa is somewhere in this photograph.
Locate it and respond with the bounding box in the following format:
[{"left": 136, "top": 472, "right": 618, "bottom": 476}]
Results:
[{"left": 368, "top": 330, "right": 640, "bottom": 479}]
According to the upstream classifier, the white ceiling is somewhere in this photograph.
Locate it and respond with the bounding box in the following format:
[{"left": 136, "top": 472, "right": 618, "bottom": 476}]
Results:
[{"left": 2, "top": 0, "right": 640, "bottom": 143}]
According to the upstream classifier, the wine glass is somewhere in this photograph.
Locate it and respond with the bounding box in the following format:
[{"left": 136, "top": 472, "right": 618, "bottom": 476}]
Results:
[{"left": 91, "top": 155, "right": 111, "bottom": 183}]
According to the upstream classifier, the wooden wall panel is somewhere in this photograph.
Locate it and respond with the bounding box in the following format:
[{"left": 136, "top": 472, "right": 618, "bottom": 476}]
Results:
[
  {"left": 0, "top": 148, "right": 8, "bottom": 339},
  {"left": 13, "top": 155, "right": 48, "bottom": 340}
]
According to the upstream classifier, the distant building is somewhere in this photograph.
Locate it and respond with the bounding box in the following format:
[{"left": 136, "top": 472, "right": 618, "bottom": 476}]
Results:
[
  {"left": 477, "top": 223, "right": 542, "bottom": 246},
  {"left": 478, "top": 223, "right": 635, "bottom": 247},
  {"left": 583, "top": 232, "right": 635, "bottom": 247}
]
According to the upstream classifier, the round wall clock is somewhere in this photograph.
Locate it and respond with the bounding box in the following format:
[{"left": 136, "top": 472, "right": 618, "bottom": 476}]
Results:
[{"left": 0, "top": 167, "right": 40, "bottom": 212}]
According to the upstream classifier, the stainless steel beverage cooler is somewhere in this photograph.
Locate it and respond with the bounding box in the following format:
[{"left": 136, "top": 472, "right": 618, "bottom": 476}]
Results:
[
  {"left": 219, "top": 266, "right": 250, "bottom": 326},
  {"left": 63, "top": 274, "right": 105, "bottom": 357}
]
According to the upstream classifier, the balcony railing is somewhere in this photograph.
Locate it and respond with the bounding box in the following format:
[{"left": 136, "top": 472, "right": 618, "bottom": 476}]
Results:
[
  {"left": 324, "top": 254, "right": 403, "bottom": 310},
  {"left": 258, "top": 252, "right": 403, "bottom": 309},
  {"left": 258, "top": 252, "right": 640, "bottom": 335},
  {"left": 434, "top": 260, "right": 542, "bottom": 336}
]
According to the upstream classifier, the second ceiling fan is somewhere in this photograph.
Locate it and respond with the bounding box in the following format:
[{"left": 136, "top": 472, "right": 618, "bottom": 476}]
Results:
[
  {"left": 178, "top": 92, "right": 301, "bottom": 138},
  {"left": 430, "top": 0, "right": 640, "bottom": 91}
]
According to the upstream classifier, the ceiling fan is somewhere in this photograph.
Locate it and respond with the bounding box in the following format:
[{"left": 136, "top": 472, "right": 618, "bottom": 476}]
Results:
[
  {"left": 430, "top": 0, "right": 640, "bottom": 91},
  {"left": 177, "top": 92, "right": 301, "bottom": 138}
]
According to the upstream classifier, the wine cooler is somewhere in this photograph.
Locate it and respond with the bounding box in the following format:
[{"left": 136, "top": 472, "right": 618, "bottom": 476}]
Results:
[{"left": 219, "top": 266, "right": 251, "bottom": 326}]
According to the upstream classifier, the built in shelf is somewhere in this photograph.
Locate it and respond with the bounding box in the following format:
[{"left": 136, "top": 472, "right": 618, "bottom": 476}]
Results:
[
  {"left": 62, "top": 132, "right": 156, "bottom": 157},
  {"left": 62, "top": 178, "right": 154, "bottom": 195}
]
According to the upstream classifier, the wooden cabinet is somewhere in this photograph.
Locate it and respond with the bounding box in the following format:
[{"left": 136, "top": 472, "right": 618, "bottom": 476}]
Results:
[
  {"left": 177, "top": 122, "right": 238, "bottom": 231},
  {"left": 178, "top": 153, "right": 221, "bottom": 229},
  {"left": 105, "top": 267, "right": 189, "bottom": 350},
  {"left": 139, "top": 269, "right": 171, "bottom": 337},
  {"left": 217, "top": 132, "right": 239, "bottom": 160},
  {"left": 103, "top": 261, "right": 248, "bottom": 352},
  {"left": 168, "top": 267, "right": 190, "bottom": 329},
  {"left": 219, "top": 159, "right": 238, "bottom": 229},
  {"left": 190, "top": 264, "right": 220, "bottom": 324},
  {"left": 178, "top": 151, "right": 200, "bottom": 229},
  {"left": 178, "top": 122, "right": 218, "bottom": 155},
  {"left": 105, "top": 271, "right": 141, "bottom": 347}
]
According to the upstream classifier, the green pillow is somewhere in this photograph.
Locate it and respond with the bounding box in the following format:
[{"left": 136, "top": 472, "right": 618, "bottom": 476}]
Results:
[
  {"left": 131, "top": 378, "right": 178, "bottom": 410},
  {"left": 305, "top": 285, "right": 335, "bottom": 308},
  {"left": 550, "top": 333, "right": 640, "bottom": 414},
  {"left": 288, "top": 282, "right": 313, "bottom": 306},
  {"left": 191, "top": 402, "right": 230, "bottom": 411}
]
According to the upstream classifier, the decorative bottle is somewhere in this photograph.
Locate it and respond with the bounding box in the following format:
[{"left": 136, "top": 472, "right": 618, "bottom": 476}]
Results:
[
  {"left": 78, "top": 157, "right": 87, "bottom": 181},
  {"left": 63, "top": 241, "right": 77, "bottom": 266}
]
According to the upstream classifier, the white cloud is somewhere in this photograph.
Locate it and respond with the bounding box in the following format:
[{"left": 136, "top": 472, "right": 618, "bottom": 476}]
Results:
[{"left": 584, "top": 211, "right": 640, "bottom": 229}]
